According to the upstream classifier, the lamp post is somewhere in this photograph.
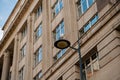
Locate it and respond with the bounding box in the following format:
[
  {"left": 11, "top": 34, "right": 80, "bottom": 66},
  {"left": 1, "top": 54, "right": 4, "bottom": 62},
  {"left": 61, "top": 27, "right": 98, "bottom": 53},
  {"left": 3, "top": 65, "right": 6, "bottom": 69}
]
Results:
[{"left": 54, "top": 39, "right": 85, "bottom": 80}]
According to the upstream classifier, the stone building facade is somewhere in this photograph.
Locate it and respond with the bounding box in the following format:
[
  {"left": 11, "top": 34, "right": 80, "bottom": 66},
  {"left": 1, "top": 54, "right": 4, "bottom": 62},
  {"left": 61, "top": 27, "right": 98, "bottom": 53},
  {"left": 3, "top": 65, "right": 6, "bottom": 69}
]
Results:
[{"left": 0, "top": 0, "right": 120, "bottom": 80}]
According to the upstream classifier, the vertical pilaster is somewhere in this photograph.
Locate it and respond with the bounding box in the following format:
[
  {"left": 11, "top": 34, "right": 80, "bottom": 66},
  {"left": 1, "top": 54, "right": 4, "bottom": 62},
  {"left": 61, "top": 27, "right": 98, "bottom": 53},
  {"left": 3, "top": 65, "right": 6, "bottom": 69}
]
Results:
[
  {"left": 42, "top": 0, "right": 53, "bottom": 73},
  {"left": 63, "top": 0, "right": 78, "bottom": 44},
  {"left": 1, "top": 51, "right": 11, "bottom": 80},
  {"left": 11, "top": 35, "right": 19, "bottom": 80},
  {"left": 24, "top": 14, "right": 33, "bottom": 80}
]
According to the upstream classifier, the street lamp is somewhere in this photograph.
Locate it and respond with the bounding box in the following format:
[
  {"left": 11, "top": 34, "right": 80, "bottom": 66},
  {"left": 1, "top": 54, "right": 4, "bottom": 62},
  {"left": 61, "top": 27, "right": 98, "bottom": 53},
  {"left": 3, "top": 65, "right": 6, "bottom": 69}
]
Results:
[{"left": 54, "top": 39, "right": 85, "bottom": 80}]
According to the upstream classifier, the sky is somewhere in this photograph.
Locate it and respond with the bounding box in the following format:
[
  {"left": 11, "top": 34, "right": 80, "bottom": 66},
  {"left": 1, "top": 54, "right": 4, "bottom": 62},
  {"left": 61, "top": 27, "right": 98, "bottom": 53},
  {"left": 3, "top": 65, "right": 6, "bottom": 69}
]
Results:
[{"left": 0, "top": 0, "right": 18, "bottom": 40}]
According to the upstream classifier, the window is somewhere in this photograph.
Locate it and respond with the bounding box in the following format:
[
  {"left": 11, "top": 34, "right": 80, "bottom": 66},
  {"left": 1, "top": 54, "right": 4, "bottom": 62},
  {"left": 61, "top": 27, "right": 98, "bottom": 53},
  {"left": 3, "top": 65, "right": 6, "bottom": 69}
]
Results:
[
  {"left": 55, "top": 49, "right": 66, "bottom": 60},
  {"left": 53, "top": 20, "right": 65, "bottom": 41},
  {"left": 84, "top": 15, "right": 98, "bottom": 32},
  {"left": 57, "top": 76, "right": 63, "bottom": 80},
  {"left": 84, "top": 23, "right": 91, "bottom": 32},
  {"left": 52, "top": 0, "right": 63, "bottom": 18},
  {"left": 21, "top": 24, "right": 27, "bottom": 40},
  {"left": 76, "top": 0, "right": 82, "bottom": 17},
  {"left": 82, "top": 0, "right": 88, "bottom": 12},
  {"left": 35, "top": 3, "right": 42, "bottom": 20},
  {"left": 80, "top": 14, "right": 98, "bottom": 35},
  {"left": 34, "top": 71, "right": 42, "bottom": 80},
  {"left": 82, "top": 47, "right": 99, "bottom": 79},
  {"left": 19, "top": 67, "right": 24, "bottom": 80},
  {"left": 76, "top": 0, "right": 95, "bottom": 17},
  {"left": 91, "top": 15, "right": 98, "bottom": 25},
  {"left": 20, "top": 44, "right": 26, "bottom": 60},
  {"left": 34, "top": 47, "right": 42, "bottom": 66},
  {"left": 35, "top": 23, "right": 42, "bottom": 41},
  {"left": 8, "top": 72, "right": 11, "bottom": 80}
]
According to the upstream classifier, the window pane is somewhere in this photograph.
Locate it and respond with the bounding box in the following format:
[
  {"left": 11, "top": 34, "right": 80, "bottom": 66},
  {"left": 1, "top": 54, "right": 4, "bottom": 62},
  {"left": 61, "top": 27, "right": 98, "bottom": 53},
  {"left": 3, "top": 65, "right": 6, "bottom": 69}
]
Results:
[
  {"left": 21, "top": 25, "right": 27, "bottom": 40},
  {"left": 61, "top": 49, "right": 66, "bottom": 55},
  {"left": 53, "top": 0, "right": 63, "bottom": 17},
  {"left": 36, "top": 4, "right": 42, "bottom": 19},
  {"left": 34, "top": 71, "right": 42, "bottom": 80},
  {"left": 24, "top": 45, "right": 26, "bottom": 56},
  {"left": 38, "top": 48, "right": 42, "bottom": 62},
  {"left": 77, "top": 0, "right": 82, "bottom": 16},
  {"left": 57, "top": 51, "right": 62, "bottom": 59},
  {"left": 19, "top": 67, "right": 24, "bottom": 80},
  {"left": 61, "top": 21, "right": 64, "bottom": 35},
  {"left": 91, "top": 15, "right": 98, "bottom": 25},
  {"left": 91, "top": 53, "right": 97, "bottom": 60},
  {"left": 57, "top": 2, "right": 60, "bottom": 12},
  {"left": 56, "top": 21, "right": 64, "bottom": 40},
  {"left": 84, "top": 23, "right": 90, "bottom": 32},
  {"left": 56, "top": 49, "right": 66, "bottom": 59},
  {"left": 59, "top": 0, "right": 63, "bottom": 9},
  {"left": 56, "top": 27, "right": 60, "bottom": 40},
  {"left": 56, "top": 33, "right": 60, "bottom": 40},
  {"left": 38, "top": 71, "right": 42, "bottom": 78},
  {"left": 81, "top": 0, "right": 87, "bottom": 13},
  {"left": 21, "top": 44, "right": 26, "bottom": 59},
  {"left": 35, "top": 23, "right": 42, "bottom": 41},
  {"left": 55, "top": 3, "right": 59, "bottom": 15},
  {"left": 86, "top": 58, "right": 90, "bottom": 66},
  {"left": 38, "top": 26, "right": 42, "bottom": 37},
  {"left": 35, "top": 47, "right": 42, "bottom": 66},
  {"left": 88, "top": 0, "right": 94, "bottom": 7}
]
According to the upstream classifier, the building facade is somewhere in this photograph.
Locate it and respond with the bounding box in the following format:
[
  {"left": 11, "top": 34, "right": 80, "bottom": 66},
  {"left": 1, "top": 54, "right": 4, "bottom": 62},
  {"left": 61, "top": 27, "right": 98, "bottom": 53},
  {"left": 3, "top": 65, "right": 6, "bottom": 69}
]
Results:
[{"left": 0, "top": 0, "right": 120, "bottom": 80}]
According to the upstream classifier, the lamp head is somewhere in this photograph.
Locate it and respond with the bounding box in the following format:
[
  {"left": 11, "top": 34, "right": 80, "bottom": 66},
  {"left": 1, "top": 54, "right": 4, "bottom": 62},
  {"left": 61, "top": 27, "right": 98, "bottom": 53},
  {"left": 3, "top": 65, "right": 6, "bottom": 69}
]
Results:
[{"left": 54, "top": 39, "right": 70, "bottom": 49}]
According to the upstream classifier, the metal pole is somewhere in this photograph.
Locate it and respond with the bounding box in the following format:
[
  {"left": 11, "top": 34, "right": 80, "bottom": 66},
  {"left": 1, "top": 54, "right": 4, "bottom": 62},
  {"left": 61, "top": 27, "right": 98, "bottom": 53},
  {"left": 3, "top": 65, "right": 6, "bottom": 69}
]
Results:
[
  {"left": 77, "top": 30, "right": 84, "bottom": 80},
  {"left": 78, "top": 47, "right": 84, "bottom": 80},
  {"left": 77, "top": 40, "right": 84, "bottom": 80},
  {"left": 70, "top": 41, "right": 84, "bottom": 80}
]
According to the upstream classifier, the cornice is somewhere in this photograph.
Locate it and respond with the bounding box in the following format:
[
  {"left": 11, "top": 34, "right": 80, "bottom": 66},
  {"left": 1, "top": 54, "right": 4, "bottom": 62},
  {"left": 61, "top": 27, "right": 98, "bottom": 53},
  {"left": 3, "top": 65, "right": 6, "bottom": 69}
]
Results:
[{"left": 0, "top": 0, "right": 33, "bottom": 50}]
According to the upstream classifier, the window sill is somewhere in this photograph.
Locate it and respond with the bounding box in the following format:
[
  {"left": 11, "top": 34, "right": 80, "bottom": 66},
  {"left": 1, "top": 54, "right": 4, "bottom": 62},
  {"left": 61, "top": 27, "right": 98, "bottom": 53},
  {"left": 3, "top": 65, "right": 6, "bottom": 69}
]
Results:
[
  {"left": 33, "top": 60, "right": 42, "bottom": 69},
  {"left": 51, "top": 7, "right": 63, "bottom": 22},
  {"left": 77, "top": 2, "right": 96, "bottom": 21}
]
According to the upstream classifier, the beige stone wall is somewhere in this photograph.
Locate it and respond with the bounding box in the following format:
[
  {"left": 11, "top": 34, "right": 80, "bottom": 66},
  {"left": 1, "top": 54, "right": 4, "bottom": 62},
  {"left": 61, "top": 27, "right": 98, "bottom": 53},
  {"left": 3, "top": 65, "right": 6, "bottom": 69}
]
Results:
[{"left": 0, "top": 0, "right": 120, "bottom": 80}]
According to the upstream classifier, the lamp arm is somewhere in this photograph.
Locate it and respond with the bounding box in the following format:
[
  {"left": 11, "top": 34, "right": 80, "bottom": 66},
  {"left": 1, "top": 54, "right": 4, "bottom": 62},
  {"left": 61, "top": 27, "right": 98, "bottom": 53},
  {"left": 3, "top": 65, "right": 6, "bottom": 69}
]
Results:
[{"left": 69, "top": 46, "right": 78, "bottom": 51}]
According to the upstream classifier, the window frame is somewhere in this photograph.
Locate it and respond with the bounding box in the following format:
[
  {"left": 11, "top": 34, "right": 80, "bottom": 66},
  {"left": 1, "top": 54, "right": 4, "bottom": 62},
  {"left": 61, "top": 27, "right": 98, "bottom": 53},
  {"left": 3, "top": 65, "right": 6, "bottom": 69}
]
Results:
[
  {"left": 34, "top": 46, "right": 42, "bottom": 66},
  {"left": 35, "top": 3, "right": 42, "bottom": 20},
  {"left": 35, "top": 23, "right": 42, "bottom": 41},
  {"left": 79, "top": 14, "right": 98, "bottom": 36},
  {"left": 82, "top": 48, "right": 99, "bottom": 79},
  {"left": 21, "top": 23, "right": 27, "bottom": 41},
  {"left": 54, "top": 20, "right": 65, "bottom": 41},
  {"left": 19, "top": 67, "right": 25, "bottom": 80},
  {"left": 57, "top": 76, "right": 63, "bottom": 80},
  {"left": 76, "top": 0, "right": 95, "bottom": 17},
  {"left": 34, "top": 70, "right": 42, "bottom": 80},
  {"left": 84, "top": 14, "right": 98, "bottom": 32},
  {"left": 52, "top": 0, "right": 63, "bottom": 18},
  {"left": 55, "top": 49, "right": 66, "bottom": 60},
  {"left": 20, "top": 44, "right": 26, "bottom": 60}
]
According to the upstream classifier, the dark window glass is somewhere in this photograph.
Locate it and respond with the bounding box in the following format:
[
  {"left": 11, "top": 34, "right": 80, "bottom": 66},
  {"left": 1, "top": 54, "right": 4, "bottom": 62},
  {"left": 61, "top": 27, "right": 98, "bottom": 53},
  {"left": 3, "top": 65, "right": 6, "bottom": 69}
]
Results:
[
  {"left": 86, "top": 58, "right": 90, "bottom": 66},
  {"left": 92, "top": 53, "right": 97, "bottom": 60}
]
